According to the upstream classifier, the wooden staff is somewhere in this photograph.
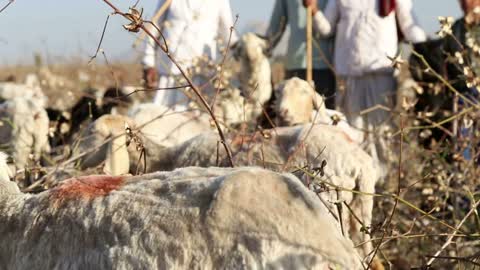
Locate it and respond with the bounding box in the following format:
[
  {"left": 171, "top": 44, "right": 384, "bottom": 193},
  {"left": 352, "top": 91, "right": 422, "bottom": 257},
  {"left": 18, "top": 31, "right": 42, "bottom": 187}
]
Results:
[
  {"left": 133, "top": 0, "right": 172, "bottom": 48},
  {"left": 306, "top": 6, "right": 313, "bottom": 85}
]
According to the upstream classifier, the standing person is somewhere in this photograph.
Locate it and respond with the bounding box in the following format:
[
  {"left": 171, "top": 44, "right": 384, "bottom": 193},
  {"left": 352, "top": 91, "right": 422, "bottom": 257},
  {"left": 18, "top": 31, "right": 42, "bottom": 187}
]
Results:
[
  {"left": 142, "top": 0, "right": 238, "bottom": 111},
  {"left": 305, "top": 0, "right": 427, "bottom": 175},
  {"left": 266, "top": 0, "right": 337, "bottom": 109}
]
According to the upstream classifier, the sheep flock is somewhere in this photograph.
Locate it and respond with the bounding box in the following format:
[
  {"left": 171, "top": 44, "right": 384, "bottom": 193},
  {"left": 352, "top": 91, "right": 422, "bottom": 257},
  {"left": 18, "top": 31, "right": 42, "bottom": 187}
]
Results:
[{"left": 0, "top": 33, "right": 394, "bottom": 270}]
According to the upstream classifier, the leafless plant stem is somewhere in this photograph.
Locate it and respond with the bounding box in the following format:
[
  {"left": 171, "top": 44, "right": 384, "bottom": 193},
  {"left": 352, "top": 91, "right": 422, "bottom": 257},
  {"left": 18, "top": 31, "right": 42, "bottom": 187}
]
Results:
[{"left": 0, "top": 0, "right": 14, "bottom": 14}]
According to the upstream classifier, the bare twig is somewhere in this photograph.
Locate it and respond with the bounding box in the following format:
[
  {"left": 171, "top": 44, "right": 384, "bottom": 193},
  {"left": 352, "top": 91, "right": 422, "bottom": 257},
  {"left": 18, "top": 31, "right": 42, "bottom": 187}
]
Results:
[
  {"left": 211, "top": 15, "right": 238, "bottom": 109},
  {"left": 0, "top": 0, "right": 14, "bottom": 14},
  {"left": 367, "top": 116, "right": 405, "bottom": 269},
  {"left": 426, "top": 198, "right": 480, "bottom": 267},
  {"left": 88, "top": 14, "right": 110, "bottom": 64}
]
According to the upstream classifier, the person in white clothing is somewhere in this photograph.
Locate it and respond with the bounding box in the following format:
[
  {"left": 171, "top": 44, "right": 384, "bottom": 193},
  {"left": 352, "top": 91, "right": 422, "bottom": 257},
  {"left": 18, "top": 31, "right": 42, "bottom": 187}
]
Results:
[
  {"left": 142, "top": 0, "right": 238, "bottom": 111},
  {"left": 304, "top": 0, "right": 427, "bottom": 176}
]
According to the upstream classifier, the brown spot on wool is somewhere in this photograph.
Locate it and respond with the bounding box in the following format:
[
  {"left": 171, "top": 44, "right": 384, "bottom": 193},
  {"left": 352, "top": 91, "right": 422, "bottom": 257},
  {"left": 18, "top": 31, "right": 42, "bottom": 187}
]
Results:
[{"left": 49, "top": 175, "right": 125, "bottom": 203}]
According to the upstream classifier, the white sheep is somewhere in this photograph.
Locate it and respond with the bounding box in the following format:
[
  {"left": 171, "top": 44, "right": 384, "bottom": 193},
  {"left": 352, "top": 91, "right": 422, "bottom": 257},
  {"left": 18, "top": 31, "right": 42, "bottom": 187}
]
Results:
[
  {"left": 275, "top": 77, "right": 364, "bottom": 144},
  {"left": 139, "top": 123, "right": 380, "bottom": 260},
  {"left": 75, "top": 114, "right": 378, "bottom": 260},
  {"left": 233, "top": 32, "right": 273, "bottom": 106},
  {"left": 73, "top": 114, "right": 133, "bottom": 176},
  {"left": 72, "top": 108, "right": 214, "bottom": 176},
  {"left": 0, "top": 82, "right": 48, "bottom": 108},
  {"left": 0, "top": 97, "right": 50, "bottom": 168},
  {"left": 209, "top": 32, "right": 273, "bottom": 128},
  {"left": 71, "top": 113, "right": 379, "bottom": 263},
  {"left": 0, "top": 155, "right": 362, "bottom": 269}
]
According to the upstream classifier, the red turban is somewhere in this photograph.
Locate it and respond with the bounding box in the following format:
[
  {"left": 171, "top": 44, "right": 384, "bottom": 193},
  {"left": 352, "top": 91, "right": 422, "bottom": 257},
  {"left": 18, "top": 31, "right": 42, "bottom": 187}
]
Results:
[{"left": 379, "top": 0, "right": 396, "bottom": 17}]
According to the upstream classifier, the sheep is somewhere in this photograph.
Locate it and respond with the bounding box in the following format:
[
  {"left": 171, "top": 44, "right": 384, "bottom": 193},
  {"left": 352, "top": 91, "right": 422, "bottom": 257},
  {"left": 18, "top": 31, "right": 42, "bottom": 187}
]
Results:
[
  {"left": 85, "top": 107, "right": 377, "bottom": 258},
  {"left": 136, "top": 123, "right": 380, "bottom": 261},
  {"left": 275, "top": 77, "right": 364, "bottom": 144},
  {"left": 232, "top": 32, "right": 273, "bottom": 107},
  {"left": 0, "top": 156, "right": 363, "bottom": 269},
  {"left": 72, "top": 107, "right": 215, "bottom": 176},
  {"left": 72, "top": 114, "right": 134, "bottom": 176},
  {"left": 47, "top": 86, "right": 134, "bottom": 147},
  {"left": 208, "top": 32, "right": 273, "bottom": 129},
  {"left": 0, "top": 97, "right": 50, "bottom": 168},
  {"left": 0, "top": 82, "right": 48, "bottom": 108},
  {"left": 72, "top": 110, "right": 379, "bottom": 262},
  {"left": 75, "top": 114, "right": 379, "bottom": 260}
]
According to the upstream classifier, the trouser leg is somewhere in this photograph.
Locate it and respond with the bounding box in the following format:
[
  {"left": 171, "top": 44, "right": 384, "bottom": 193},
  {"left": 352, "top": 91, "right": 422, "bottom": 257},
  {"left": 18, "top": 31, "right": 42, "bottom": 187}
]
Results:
[{"left": 340, "top": 72, "right": 397, "bottom": 179}]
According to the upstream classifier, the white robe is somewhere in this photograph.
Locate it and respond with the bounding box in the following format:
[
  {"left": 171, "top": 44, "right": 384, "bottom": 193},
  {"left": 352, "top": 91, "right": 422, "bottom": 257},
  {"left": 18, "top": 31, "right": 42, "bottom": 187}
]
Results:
[
  {"left": 142, "top": 0, "right": 238, "bottom": 109},
  {"left": 313, "top": 0, "right": 426, "bottom": 76},
  {"left": 312, "top": 0, "right": 427, "bottom": 178}
]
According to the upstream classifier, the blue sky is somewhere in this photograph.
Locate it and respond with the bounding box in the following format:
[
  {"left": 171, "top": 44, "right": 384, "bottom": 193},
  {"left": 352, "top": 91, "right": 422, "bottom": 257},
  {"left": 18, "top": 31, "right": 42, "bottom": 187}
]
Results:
[{"left": 0, "top": 0, "right": 462, "bottom": 65}]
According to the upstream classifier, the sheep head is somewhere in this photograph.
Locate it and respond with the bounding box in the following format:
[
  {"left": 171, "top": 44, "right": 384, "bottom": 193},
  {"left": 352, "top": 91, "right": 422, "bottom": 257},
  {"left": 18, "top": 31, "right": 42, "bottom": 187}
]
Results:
[
  {"left": 232, "top": 33, "right": 270, "bottom": 63},
  {"left": 275, "top": 77, "right": 327, "bottom": 126},
  {"left": 232, "top": 33, "right": 273, "bottom": 107}
]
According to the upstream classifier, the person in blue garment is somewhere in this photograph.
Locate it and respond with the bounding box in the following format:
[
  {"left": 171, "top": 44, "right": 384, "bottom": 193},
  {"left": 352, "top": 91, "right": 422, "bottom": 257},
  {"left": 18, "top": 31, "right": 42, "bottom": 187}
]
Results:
[{"left": 266, "top": 0, "right": 337, "bottom": 109}]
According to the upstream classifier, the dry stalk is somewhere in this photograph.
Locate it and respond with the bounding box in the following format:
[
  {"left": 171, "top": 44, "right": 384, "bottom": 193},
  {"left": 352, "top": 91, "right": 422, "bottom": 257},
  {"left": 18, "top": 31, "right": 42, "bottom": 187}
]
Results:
[
  {"left": 210, "top": 15, "right": 238, "bottom": 109},
  {"left": 0, "top": 0, "right": 14, "bottom": 14},
  {"left": 426, "top": 199, "right": 480, "bottom": 267},
  {"left": 88, "top": 15, "right": 110, "bottom": 64},
  {"left": 367, "top": 116, "right": 405, "bottom": 269}
]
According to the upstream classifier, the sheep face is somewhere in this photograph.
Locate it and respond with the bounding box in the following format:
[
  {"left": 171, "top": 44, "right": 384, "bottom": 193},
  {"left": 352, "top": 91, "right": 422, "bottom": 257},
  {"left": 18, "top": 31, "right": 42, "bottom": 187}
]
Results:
[
  {"left": 233, "top": 33, "right": 269, "bottom": 64},
  {"left": 232, "top": 33, "right": 272, "bottom": 104},
  {"left": 275, "top": 77, "right": 325, "bottom": 126}
]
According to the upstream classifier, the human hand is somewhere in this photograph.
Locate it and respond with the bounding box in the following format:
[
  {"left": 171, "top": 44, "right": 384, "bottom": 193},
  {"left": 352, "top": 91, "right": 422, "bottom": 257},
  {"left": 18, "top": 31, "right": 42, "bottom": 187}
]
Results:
[
  {"left": 143, "top": 67, "right": 158, "bottom": 89},
  {"left": 302, "top": 0, "right": 318, "bottom": 15}
]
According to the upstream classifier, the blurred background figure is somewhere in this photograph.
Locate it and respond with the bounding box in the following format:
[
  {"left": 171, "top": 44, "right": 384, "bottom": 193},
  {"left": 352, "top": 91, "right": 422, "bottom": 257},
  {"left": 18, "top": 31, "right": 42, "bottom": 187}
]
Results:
[
  {"left": 266, "top": 0, "right": 336, "bottom": 109},
  {"left": 305, "top": 0, "right": 427, "bottom": 176},
  {"left": 142, "top": 0, "right": 238, "bottom": 111},
  {"left": 445, "top": 0, "right": 480, "bottom": 162},
  {"left": 445, "top": 0, "right": 480, "bottom": 94}
]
